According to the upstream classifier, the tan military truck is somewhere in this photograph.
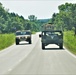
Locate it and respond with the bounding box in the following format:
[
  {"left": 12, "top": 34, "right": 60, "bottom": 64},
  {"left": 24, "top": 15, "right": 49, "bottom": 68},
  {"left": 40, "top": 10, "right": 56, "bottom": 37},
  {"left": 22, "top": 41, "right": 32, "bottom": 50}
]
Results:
[
  {"left": 15, "top": 30, "right": 32, "bottom": 45},
  {"left": 41, "top": 23, "right": 54, "bottom": 31}
]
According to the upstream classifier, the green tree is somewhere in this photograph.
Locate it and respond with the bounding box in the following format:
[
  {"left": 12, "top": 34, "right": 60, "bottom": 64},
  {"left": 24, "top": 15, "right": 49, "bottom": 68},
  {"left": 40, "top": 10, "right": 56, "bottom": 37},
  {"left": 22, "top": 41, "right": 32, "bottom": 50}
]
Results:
[
  {"left": 28, "top": 15, "right": 37, "bottom": 21},
  {"left": 0, "top": 2, "right": 45, "bottom": 33},
  {"left": 51, "top": 3, "right": 76, "bottom": 35}
]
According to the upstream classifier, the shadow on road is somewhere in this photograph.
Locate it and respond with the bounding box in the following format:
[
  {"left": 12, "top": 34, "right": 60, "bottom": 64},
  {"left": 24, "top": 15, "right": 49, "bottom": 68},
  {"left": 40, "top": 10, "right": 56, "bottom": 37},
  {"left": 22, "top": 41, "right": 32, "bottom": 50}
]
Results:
[{"left": 42, "top": 48, "right": 65, "bottom": 50}]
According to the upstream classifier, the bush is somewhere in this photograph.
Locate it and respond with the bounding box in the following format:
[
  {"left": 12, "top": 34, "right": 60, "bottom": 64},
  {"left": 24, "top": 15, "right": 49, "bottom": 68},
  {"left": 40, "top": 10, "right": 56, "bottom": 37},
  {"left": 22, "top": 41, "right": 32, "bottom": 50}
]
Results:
[
  {"left": 64, "top": 31, "right": 76, "bottom": 55},
  {"left": 0, "top": 33, "right": 15, "bottom": 50}
]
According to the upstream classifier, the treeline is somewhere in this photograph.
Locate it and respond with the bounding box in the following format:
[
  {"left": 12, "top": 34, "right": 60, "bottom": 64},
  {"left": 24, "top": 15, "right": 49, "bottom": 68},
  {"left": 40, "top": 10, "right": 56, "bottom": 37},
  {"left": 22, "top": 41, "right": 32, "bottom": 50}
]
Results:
[
  {"left": 0, "top": 2, "right": 49, "bottom": 33},
  {"left": 1, "top": 2, "right": 76, "bottom": 35},
  {"left": 51, "top": 3, "right": 76, "bottom": 35}
]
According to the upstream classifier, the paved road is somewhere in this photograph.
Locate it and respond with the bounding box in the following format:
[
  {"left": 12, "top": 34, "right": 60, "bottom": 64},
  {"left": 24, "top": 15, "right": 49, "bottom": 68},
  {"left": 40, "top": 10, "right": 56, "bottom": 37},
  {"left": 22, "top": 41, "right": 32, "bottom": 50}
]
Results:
[{"left": 0, "top": 33, "right": 76, "bottom": 75}]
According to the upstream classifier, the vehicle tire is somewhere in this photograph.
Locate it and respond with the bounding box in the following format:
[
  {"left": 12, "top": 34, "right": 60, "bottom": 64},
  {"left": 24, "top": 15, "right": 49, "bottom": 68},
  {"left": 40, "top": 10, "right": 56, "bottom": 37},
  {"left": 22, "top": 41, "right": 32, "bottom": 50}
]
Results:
[
  {"left": 16, "top": 39, "right": 19, "bottom": 45},
  {"left": 29, "top": 40, "right": 32, "bottom": 44},
  {"left": 42, "top": 43, "right": 45, "bottom": 49},
  {"left": 59, "top": 43, "right": 63, "bottom": 49}
]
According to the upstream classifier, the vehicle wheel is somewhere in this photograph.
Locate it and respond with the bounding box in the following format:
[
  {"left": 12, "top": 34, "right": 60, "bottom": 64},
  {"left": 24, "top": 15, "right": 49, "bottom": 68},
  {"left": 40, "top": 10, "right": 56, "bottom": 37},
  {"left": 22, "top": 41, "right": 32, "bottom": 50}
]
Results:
[
  {"left": 42, "top": 43, "right": 45, "bottom": 49},
  {"left": 16, "top": 39, "right": 19, "bottom": 45},
  {"left": 29, "top": 40, "right": 32, "bottom": 44},
  {"left": 59, "top": 43, "right": 63, "bottom": 49}
]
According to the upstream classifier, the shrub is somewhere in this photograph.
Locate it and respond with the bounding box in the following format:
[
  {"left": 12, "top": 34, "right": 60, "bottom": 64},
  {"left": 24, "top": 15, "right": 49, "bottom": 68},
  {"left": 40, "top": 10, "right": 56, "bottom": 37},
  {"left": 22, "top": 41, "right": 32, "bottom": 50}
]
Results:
[
  {"left": 0, "top": 33, "right": 15, "bottom": 50},
  {"left": 64, "top": 31, "right": 76, "bottom": 55}
]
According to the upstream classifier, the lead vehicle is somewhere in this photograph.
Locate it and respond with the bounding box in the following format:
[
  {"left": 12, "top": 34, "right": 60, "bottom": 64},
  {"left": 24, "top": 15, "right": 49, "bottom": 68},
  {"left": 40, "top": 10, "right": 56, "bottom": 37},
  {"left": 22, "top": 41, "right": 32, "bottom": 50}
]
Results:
[
  {"left": 15, "top": 30, "right": 32, "bottom": 45},
  {"left": 39, "top": 30, "right": 63, "bottom": 49}
]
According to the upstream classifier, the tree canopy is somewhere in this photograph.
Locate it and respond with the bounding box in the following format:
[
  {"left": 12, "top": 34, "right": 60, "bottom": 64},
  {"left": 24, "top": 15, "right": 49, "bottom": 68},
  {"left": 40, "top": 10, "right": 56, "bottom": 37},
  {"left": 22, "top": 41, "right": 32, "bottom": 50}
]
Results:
[
  {"left": 0, "top": 2, "right": 44, "bottom": 33},
  {"left": 51, "top": 3, "right": 76, "bottom": 35}
]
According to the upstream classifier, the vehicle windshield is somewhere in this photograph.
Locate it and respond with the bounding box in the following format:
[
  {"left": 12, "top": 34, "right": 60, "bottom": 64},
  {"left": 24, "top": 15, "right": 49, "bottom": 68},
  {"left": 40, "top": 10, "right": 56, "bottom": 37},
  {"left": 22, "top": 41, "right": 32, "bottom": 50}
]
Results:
[
  {"left": 23, "top": 32, "right": 31, "bottom": 35},
  {"left": 42, "top": 31, "right": 62, "bottom": 36},
  {"left": 16, "top": 31, "right": 30, "bottom": 35},
  {"left": 16, "top": 32, "right": 22, "bottom": 35}
]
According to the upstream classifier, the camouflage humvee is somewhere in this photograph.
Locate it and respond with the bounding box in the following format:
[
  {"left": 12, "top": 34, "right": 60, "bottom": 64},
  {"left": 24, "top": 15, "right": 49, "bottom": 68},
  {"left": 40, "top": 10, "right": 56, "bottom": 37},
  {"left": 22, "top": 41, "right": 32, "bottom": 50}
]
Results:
[
  {"left": 15, "top": 30, "right": 32, "bottom": 45},
  {"left": 39, "top": 23, "right": 63, "bottom": 49},
  {"left": 39, "top": 30, "right": 63, "bottom": 49}
]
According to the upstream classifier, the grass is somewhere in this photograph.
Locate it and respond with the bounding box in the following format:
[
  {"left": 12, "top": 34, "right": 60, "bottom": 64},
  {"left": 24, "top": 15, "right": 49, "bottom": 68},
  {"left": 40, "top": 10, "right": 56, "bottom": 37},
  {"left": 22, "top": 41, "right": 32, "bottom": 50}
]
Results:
[
  {"left": 0, "top": 33, "right": 15, "bottom": 51},
  {"left": 64, "top": 31, "right": 76, "bottom": 55}
]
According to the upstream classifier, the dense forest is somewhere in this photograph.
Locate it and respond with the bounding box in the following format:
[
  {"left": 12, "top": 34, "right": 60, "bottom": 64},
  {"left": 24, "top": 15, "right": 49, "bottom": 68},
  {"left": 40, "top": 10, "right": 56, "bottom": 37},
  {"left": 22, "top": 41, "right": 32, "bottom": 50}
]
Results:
[
  {"left": 51, "top": 3, "right": 76, "bottom": 35},
  {"left": 0, "top": 2, "right": 76, "bottom": 35},
  {"left": 0, "top": 2, "right": 49, "bottom": 33}
]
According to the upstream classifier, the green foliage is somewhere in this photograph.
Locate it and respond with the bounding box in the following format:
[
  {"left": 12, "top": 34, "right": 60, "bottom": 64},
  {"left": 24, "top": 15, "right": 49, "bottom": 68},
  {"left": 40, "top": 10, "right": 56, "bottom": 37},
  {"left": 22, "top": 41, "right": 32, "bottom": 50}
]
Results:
[
  {"left": 0, "top": 3, "right": 44, "bottom": 33},
  {"left": 64, "top": 31, "right": 76, "bottom": 55},
  {"left": 51, "top": 3, "right": 76, "bottom": 35},
  {"left": 0, "top": 34, "right": 15, "bottom": 50},
  {"left": 0, "top": 2, "right": 50, "bottom": 34},
  {"left": 28, "top": 15, "right": 37, "bottom": 21}
]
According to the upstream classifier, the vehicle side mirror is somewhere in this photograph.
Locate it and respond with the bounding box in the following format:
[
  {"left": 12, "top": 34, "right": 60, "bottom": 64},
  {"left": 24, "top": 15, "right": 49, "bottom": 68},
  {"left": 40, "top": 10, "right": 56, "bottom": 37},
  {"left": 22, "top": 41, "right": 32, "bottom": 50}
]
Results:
[{"left": 39, "top": 34, "right": 42, "bottom": 37}]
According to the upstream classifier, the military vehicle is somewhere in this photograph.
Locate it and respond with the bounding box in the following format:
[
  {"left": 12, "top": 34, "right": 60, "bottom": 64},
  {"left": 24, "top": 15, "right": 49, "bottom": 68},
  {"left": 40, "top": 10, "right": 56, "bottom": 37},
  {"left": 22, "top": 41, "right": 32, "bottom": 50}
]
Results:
[
  {"left": 39, "top": 23, "right": 63, "bottom": 49},
  {"left": 15, "top": 30, "right": 32, "bottom": 45}
]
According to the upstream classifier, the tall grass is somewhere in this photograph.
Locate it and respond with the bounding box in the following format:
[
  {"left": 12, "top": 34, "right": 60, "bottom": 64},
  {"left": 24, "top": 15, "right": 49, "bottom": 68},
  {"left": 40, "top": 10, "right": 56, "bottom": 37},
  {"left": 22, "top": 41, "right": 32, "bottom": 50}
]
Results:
[
  {"left": 0, "top": 33, "right": 15, "bottom": 50},
  {"left": 64, "top": 31, "right": 76, "bottom": 55}
]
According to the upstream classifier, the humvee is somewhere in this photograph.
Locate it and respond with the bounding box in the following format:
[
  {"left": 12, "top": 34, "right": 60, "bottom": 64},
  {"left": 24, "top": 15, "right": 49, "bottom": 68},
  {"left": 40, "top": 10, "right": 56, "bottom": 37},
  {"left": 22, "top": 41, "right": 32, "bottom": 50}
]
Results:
[
  {"left": 15, "top": 30, "right": 32, "bottom": 45},
  {"left": 39, "top": 30, "right": 63, "bottom": 49}
]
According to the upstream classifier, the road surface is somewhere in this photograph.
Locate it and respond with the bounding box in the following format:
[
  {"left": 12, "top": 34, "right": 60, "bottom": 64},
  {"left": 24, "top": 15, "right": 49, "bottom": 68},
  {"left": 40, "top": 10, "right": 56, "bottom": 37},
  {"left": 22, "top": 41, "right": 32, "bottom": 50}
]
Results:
[{"left": 0, "top": 33, "right": 76, "bottom": 75}]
